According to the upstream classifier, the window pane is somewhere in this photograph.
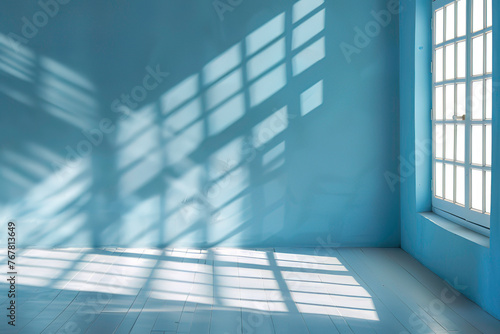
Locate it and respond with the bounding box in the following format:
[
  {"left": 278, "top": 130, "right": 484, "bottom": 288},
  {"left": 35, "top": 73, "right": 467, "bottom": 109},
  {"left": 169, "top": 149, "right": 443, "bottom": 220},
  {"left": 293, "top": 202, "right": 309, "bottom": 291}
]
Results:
[
  {"left": 445, "top": 84, "right": 455, "bottom": 120},
  {"left": 435, "top": 8, "right": 444, "bottom": 44},
  {"left": 457, "top": 0, "right": 467, "bottom": 37},
  {"left": 486, "top": 79, "right": 492, "bottom": 119},
  {"left": 487, "top": 0, "right": 492, "bottom": 27},
  {"left": 473, "top": 0, "right": 484, "bottom": 32},
  {"left": 445, "top": 44, "right": 455, "bottom": 80},
  {"left": 445, "top": 163, "right": 454, "bottom": 201},
  {"left": 486, "top": 124, "right": 492, "bottom": 166},
  {"left": 457, "top": 124, "right": 465, "bottom": 162},
  {"left": 435, "top": 86, "right": 444, "bottom": 120},
  {"left": 471, "top": 169, "right": 483, "bottom": 211},
  {"left": 486, "top": 32, "right": 492, "bottom": 73},
  {"left": 436, "top": 48, "right": 443, "bottom": 82},
  {"left": 446, "top": 3, "right": 455, "bottom": 41},
  {"left": 456, "top": 166, "right": 465, "bottom": 205},
  {"left": 432, "top": 0, "right": 491, "bottom": 224},
  {"left": 436, "top": 162, "right": 443, "bottom": 197},
  {"left": 471, "top": 125, "right": 483, "bottom": 165},
  {"left": 486, "top": 171, "right": 491, "bottom": 213},
  {"left": 457, "top": 83, "right": 466, "bottom": 118},
  {"left": 457, "top": 41, "right": 466, "bottom": 78},
  {"left": 436, "top": 124, "right": 444, "bottom": 158},
  {"left": 472, "top": 80, "right": 484, "bottom": 120},
  {"left": 472, "top": 35, "right": 484, "bottom": 76},
  {"left": 446, "top": 124, "right": 455, "bottom": 160}
]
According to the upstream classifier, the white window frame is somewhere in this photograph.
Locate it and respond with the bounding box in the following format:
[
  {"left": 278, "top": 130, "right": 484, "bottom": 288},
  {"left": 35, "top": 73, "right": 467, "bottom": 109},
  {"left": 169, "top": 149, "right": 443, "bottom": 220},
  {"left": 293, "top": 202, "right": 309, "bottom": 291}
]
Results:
[{"left": 432, "top": 0, "right": 492, "bottom": 233}]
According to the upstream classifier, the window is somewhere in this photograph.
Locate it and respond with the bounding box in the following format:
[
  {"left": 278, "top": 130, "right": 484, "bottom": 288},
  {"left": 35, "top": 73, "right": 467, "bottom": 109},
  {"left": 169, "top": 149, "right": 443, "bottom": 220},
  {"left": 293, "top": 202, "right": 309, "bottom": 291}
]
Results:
[{"left": 432, "top": 0, "right": 492, "bottom": 230}]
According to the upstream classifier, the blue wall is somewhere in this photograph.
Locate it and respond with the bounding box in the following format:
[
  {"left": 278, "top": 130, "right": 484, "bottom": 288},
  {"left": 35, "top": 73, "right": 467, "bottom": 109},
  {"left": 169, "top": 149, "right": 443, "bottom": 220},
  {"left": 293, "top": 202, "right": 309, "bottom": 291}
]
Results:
[
  {"left": 400, "top": 0, "right": 500, "bottom": 319},
  {"left": 0, "top": 0, "right": 400, "bottom": 248}
]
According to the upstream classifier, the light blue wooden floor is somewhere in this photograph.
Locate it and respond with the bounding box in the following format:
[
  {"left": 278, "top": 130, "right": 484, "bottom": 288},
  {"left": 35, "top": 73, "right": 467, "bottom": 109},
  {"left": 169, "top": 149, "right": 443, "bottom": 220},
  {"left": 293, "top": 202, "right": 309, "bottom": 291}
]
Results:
[{"left": 0, "top": 247, "right": 499, "bottom": 334}]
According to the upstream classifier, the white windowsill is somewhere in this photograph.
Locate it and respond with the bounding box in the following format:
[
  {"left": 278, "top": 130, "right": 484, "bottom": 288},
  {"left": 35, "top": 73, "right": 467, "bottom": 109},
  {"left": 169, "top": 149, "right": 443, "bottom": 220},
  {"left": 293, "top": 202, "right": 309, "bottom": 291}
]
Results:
[{"left": 419, "top": 212, "right": 490, "bottom": 248}]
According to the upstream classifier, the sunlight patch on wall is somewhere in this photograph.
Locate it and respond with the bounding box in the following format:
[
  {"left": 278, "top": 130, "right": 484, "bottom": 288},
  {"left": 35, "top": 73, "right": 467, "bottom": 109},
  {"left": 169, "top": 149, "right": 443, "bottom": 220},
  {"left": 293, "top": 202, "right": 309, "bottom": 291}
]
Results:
[
  {"left": 246, "top": 13, "right": 285, "bottom": 57},
  {"left": 164, "top": 97, "right": 202, "bottom": 136},
  {"left": 116, "top": 103, "right": 157, "bottom": 145},
  {"left": 292, "top": 0, "right": 325, "bottom": 23},
  {"left": 203, "top": 43, "right": 242, "bottom": 86},
  {"left": 162, "top": 164, "right": 205, "bottom": 241},
  {"left": 161, "top": 74, "right": 199, "bottom": 114},
  {"left": 246, "top": 38, "right": 285, "bottom": 81},
  {"left": 262, "top": 141, "right": 285, "bottom": 168},
  {"left": 121, "top": 195, "right": 160, "bottom": 246},
  {"left": 119, "top": 152, "right": 162, "bottom": 196},
  {"left": 252, "top": 106, "right": 288, "bottom": 148},
  {"left": 293, "top": 37, "right": 325, "bottom": 76},
  {"left": 205, "top": 68, "right": 243, "bottom": 110},
  {"left": 300, "top": 80, "right": 323, "bottom": 116},
  {"left": 292, "top": 9, "right": 325, "bottom": 50},
  {"left": 0, "top": 82, "right": 34, "bottom": 107},
  {"left": 39, "top": 57, "right": 95, "bottom": 92},
  {"left": 38, "top": 57, "right": 97, "bottom": 129},
  {"left": 164, "top": 120, "right": 204, "bottom": 165},
  {"left": 208, "top": 93, "right": 245, "bottom": 136},
  {"left": 117, "top": 105, "right": 159, "bottom": 170},
  {"left": 0, "top": 53, "right": 34, "bottom": 82},
  {"left": 250, "top": 64, "right": 286, "bottom": 107}
]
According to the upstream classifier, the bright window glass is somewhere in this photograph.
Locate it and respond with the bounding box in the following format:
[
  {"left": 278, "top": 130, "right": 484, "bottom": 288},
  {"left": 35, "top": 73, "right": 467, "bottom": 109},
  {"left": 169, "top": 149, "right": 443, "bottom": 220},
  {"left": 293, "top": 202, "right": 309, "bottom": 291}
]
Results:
[{"left": 433, "top": 0, "right": 492, "bottom": 229}]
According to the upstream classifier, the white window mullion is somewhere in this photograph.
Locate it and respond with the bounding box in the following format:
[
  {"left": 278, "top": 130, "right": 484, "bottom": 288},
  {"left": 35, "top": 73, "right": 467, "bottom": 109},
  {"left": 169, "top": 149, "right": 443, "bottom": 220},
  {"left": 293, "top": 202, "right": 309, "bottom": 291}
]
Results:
[{"left": 465, "top": 0, "right": 472, "bottom": 217}]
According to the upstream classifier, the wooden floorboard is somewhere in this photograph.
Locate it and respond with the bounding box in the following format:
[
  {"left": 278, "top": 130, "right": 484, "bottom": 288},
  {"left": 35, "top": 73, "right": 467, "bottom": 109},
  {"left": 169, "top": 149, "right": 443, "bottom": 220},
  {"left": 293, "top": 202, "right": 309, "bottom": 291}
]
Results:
[
  {"left": 383, "top": 248, "right": 500, "bottom": 334},
  {"left": 334, "top": 248, "right": 432, "bottom": 334},
  {"left": 360, "top": 248, "right": 481, "bottom": 333},
  {"left": 0, "top": 247, "right": 499, "bottom": 334}
]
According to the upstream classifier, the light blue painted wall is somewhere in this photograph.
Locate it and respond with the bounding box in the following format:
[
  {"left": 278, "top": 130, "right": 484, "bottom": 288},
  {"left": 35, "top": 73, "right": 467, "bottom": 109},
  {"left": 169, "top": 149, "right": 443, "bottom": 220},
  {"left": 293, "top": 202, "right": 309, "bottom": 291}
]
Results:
[
  {"left": 400, "top": 0, "right": 500, "bottom": 319},
  {"left": 0, "top": 0, "right": 400, "bottom": 248}
]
